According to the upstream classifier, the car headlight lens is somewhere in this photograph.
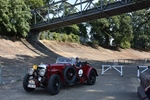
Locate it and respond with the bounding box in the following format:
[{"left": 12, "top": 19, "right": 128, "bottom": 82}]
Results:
[
  {"left": 28, "top": 68, "right": 34, "bottom": 75},
  {"left": 39, "top": 69, "right": 46, "bottom": 76}
]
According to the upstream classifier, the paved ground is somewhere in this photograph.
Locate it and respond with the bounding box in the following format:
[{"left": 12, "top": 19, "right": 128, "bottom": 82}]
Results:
[{"left": 0, "top": 65, "right": 140, "bottom": 100}]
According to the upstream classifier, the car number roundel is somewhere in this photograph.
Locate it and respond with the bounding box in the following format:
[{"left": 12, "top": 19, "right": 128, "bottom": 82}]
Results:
[{"left": 78, "top": 69, "right": 83, "bottom": 77}]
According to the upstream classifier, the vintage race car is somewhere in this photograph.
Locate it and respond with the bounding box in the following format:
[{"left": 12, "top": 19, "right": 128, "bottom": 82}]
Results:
[{"left": 23, "top": 57, "right": 98, "bottom": 95}]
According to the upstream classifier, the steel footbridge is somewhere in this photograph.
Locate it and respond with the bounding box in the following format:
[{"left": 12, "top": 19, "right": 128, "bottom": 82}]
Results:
[{"left": 30, "top": 0, "right": 150, "bottom": 32}]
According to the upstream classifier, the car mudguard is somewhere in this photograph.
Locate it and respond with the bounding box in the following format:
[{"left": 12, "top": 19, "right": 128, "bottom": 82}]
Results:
[{"left": 86, "top": 67, "right": 98, "bottom": 78}]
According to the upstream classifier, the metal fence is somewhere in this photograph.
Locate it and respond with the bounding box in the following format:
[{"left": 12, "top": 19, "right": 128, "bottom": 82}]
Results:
[{"left": 100, "top": 58, "right": 150, "bottom": 66}]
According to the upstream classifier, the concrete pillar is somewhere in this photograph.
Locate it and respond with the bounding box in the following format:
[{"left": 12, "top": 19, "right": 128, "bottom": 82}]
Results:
[{"left": 28, "top": 31, "right": 40, "bottom": 41}]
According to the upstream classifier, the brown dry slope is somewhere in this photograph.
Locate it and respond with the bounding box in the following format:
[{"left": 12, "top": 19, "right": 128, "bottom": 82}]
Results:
[
  {"left": 0, "top": 37, "right": 150, "bottom": 65},
  {"left": 41, "top": 40, "right": 150, "bottom": 61},
  {"left": 0, "top": 37, "right": 150, "bottom": 64}
]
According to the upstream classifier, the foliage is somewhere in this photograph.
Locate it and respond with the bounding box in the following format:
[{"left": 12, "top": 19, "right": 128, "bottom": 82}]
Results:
[
  {"left": 39, "top": 31, "right": 80, "bottom": 43},
  {"left": 89, "top": 18, "right": 110, "bottom": 46},
  {"left": 25, "top": 0, "right": 44, "bottom": 9},
  {"left": 24, "top": 0, "right": 45, "bottom": 24},
  {"left": 88, "top": 13, "right": 134, "bottom": 49},
  {"left": 0, "top": 0, "right": 32, "bottom": 37},
  {"left": 52, "top": 24, "right": 80, "bottom": 36},
  {"left": 116, "top": 14, "right": 133, "bottom": 49},
  {"left": 39, "top": 32, "right": 45, "bottom": 40},
  {"left": 77, "top": 23, "right": 88, "bottom": 38},
  {"left": 68, "top": 33, "right": 80, "bottom": 43},
  {"left": 0, "top": 0, "right": 10, "bottom": 33},
  {"left": 61, "top": 33, "right": 68, "bottom": 42},
  {"left": 64, "top": 25, "right": 80, "bottom": 35},
  {"left": 131, "top": 9, "right": 150, "bottom": 51},
  {"left": 133, "top": 35, "right": 150, "bottom": 51},
  {"left": 120, "top": 41, "right": 131, "bottom": 49}
]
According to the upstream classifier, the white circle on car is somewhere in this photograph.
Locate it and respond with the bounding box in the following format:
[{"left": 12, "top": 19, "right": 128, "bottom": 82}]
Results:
[{"left": 78, "top": 69, "right": 83, "bottom": 77}]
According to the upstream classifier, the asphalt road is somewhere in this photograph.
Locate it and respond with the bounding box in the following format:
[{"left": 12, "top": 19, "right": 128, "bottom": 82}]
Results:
[{"left": 0, "top": 66, "right": 140, "bottom": 100}]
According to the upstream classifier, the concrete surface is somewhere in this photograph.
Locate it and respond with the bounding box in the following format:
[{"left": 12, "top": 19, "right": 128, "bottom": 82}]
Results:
[{"left": 0, "top": 65, "right": 141, "bottom": 100}]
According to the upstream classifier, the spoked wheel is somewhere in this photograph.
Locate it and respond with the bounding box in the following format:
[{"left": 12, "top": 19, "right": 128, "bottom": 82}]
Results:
[
  {"left": 23, "top": 74, "right": 35, "bottom": 92},
  {"left": 63, "top": 66, "right": 77, "bottom": 84},
  {"left": 48, "top": 74, "right": 61, "bottom": 95},
  {"left": 87, "top": 70, "right": 96, "bottom": 85}
]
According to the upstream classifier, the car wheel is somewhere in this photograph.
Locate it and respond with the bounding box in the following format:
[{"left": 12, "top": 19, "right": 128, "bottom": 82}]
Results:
[
  {"left": 48, "top": 74, "right": 61, "bottom": 95},
  {"left": 63, "top": 66, "right": 77, "bottom": 84},
  {"left": 23, "top": 74, "right": 35, "bottom": 92},
  {"left": 87, "top": 70, "right": 96, "bottom": 85}
]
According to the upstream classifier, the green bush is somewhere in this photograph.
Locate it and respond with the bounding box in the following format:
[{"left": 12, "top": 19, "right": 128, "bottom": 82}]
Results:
[
  {"left": 52, "top": 32, "right": 58, "bottom": 40},
  {"left": 39, "top": 32, "right": 45, "bottom": 40},
  {"left": 120, "top": 41, "right": 131, "bottom": 49},
  {"left": 67, "top": 35, "right": 73, "bottom": 42},
  {"left": 39, "top": 31, "right": 80, "bottom": 43},
  {"left": 61, "top": 33, "right": 68, "bottom": 42},
  {"left": 69, "top": 33, "right": 80, "bottom": 43}
]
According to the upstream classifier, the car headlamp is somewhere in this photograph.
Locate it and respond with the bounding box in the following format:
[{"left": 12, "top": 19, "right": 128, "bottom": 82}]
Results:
[
  {"left": 28, "top": 68, "right": 34, "bottom": 75},
  {"left": 39, "top": 69, "right": 46, "bottom": 76}
]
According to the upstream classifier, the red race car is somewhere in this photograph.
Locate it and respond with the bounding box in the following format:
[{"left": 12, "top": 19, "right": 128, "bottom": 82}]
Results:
[{"left": 23, "top": 57, "right": 98, "bottom": 95}]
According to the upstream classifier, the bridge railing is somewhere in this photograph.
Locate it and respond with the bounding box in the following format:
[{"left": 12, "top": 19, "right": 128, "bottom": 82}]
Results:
[{"left": 31, "top": 0, "right": 135, "bottom": 26}]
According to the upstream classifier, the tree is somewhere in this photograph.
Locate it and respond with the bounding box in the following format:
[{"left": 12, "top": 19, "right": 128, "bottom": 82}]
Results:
[
  {"left": 78, "top": 23, "right": 88, "bottom": 37},
  {"left": 88, "top": 13, "right": 133, "bottom": 49},
  {"left": 0, "top": 0, "right": 10, "bottom": 34},
  {"left": 115, "top": 14, "right": 133, "bottom": 49},
  {"left": 131, "top": 9, "right": 150, "bottom": 50},
  {"left": 25, "top": 0, "right": 44, "bottom": 9},
  {"left": 64, "top": 25, "right": 80, "bottom": 35},
  {"left": 0, "top": 0, "right": 32, "bottom": 37},
  {"left": 89, "top": 18, "right": 110, "bottom": 46}
]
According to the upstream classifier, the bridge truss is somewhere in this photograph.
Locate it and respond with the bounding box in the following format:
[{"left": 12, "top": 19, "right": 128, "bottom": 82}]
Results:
[{"left": 30, "top": 0, "right": 150, "bottom": 31}]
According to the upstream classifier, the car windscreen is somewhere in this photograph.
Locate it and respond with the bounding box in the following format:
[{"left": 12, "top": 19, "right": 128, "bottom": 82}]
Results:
[{"left": 56, "top": 57, "right": 76, "bottom": 65}]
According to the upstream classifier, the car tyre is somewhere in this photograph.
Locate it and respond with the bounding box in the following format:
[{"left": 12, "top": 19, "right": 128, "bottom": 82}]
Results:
[
  {"left": 87, "top": 70, "right": 96, "bottom": 85},
  {"left": 48, "top": 74, "right": 61, "bottom": 95},
  {"left": 23, "top": 74, "right": 35, "bottom": 92},
  {"left": 63, "top": 66, "right": 77, "bottom": 84}
]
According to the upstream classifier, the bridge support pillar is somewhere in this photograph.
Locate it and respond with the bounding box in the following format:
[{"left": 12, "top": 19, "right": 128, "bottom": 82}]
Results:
[{"left": 28, "top": 31, "right": 40, "bottom": 41}]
